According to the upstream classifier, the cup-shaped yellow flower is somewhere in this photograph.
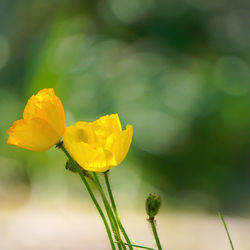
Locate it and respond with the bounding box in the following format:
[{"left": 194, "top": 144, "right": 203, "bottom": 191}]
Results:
[
  {"left": 7, "top": 88, "right": 66, "bottom": 151},
  {"left": 63, "top": 114, "right": 133, "bottom": 172}
]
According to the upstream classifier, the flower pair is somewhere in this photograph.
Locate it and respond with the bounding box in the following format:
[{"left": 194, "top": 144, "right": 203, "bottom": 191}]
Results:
[{"left": 7, "top": 89, "right": 133, "bottom": 172}]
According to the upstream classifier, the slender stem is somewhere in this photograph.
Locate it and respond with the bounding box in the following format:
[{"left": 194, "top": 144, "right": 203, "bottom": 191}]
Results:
[
  {"left": 104, "top": 171, "right": 133, "bottom": 250},
  {"left": 115, "top": 242, "right": 155, "bottom": 250},
  {"left": 92, "top": 172, "right": 126, "bottom": 250},
  {"left": 58, "top": 144, "right": 116, "bottom": 250},
  {"left": 149, "top": 219, "right": 162, "bottom": 250},
  {"left": 218, "top": 212, "right": 234, "bottom": 250}
]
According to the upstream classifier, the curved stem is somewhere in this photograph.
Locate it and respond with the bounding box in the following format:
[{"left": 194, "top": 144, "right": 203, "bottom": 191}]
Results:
[
  {"left": 92, "top": 172, "right": 126, "bottom": 250},
  {"left": 104, "top": 171, "right": 133, "bottom": 250},
  {"left": 149, "top": 219, "right": 162, "bottom": 250},
  {"left": 58, "top": 144, "right": 116, "bottom": 250}
]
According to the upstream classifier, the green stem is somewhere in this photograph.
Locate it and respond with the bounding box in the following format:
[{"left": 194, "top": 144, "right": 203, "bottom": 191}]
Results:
[
  {"left": 115, "top": 242, "right": 155, "bottom": 250},
  {"left": 149, "top": 219, "right": 162, "bottom": 250},
  {"left": 104, "top": 171, "right": 133, "bottom": 250},
  {"left": 58, "top": 144, "right": 116, "bottom": 250},
  {"left": 92, "top": 172, "right": 126, "bottom": 250},
  {"left": 218, "top": 212, "right": 234, "bottom": 250}
]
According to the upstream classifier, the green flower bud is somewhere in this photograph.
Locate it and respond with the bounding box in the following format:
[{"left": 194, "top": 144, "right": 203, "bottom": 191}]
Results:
[
  {"left": 146, "top": 194, "right": 162, "bottom": 219},
  {"left": 65, "top": 160, "right": 77, "bottom": 172}
]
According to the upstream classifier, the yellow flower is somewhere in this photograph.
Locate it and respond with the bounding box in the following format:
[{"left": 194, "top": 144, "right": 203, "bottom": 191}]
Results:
[
  {"left": 63, "top": 114, "right": 133, "bottom": 172},
  {"left": 7, "top": 88, "right": 66, "bottom": 151}
]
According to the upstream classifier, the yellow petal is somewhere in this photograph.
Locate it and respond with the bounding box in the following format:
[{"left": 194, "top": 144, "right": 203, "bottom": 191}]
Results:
[
  {"left": 91, "top": 114, "right": 122, "bottom": 148},
  {"left": 7, "top": 88, "right": 66, "bottom": 151},
  {"left": 63, "top": 114, "right": 133, "bottom": 172},
  {"left": 7, "top": 118, "right": 62, "bottom": 151},
  {"left": 23, "top": 88, "right": 65, "bottom": 137},
  {"left": 63, "top": 123, "right": 115, "bottom": 172},
  {"left": 92, "top": 114, "right": 122, "bottom": 132},
  {"left": 106, "top": 124, "right": 133, "bottom": 165}
]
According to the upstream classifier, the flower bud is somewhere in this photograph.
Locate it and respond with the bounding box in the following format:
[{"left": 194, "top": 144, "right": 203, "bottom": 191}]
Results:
[
  {"left": 146, "top": 194, "right": 162, "bottom": 220},
  {"left": 65, "top": 160, "right": 77, "bottom": 173}
]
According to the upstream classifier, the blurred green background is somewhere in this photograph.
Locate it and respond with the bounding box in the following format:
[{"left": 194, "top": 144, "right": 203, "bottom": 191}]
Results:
[{"left": 0, "top": 0, "right": 250, "bottom": 218}]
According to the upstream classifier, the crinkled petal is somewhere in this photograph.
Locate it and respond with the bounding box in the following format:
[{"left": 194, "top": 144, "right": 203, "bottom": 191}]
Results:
[
  {"left": 70, "top": 121, "right": 96, "bottom": 145},
  {"left": 106, "top": 124, "right": 133, "bottom": 165},
  {"left": 92, "top": 114, "right": 122, "bottom": 132},
  {"left": 63, "top": 124, "right": 116, "bottom": 172},
  {"left": 23, "top": 88, "right": 65, "bottom": 137},
  {"left": 63, "top": 115, "right": 133, "bottom": 172},
  {"left": 91, "top": 114, "right": 122, "bottom": 147}
]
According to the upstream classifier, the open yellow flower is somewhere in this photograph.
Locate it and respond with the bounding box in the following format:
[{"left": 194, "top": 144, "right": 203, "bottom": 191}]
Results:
[
  {"left": 63, "top": 114, "right": 133, "bottom": 172},
  {"left": 7, "top": 88, "right": 66, "bottom": 151}
]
